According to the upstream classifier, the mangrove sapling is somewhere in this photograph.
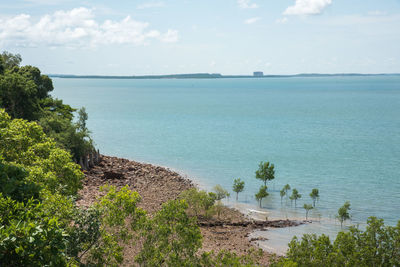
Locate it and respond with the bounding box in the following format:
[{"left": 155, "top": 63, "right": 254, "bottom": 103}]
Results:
[
  {"left": 232, "top": 178, "right": 245, "bottom": 201},
  {"left": 337, "top": 201, "right": 351, "bottom": 228},
  {"left": 289, "top": 195, "right": 294, "bottom": 206},
  {"left": 303, "top": 204, "right": 313, "bottom": 220},
  {"left": 213, "top": 184, "right": 230, "bottom": 201},
  {"left": 280, "top": 189, "right": 285, "bottom": 204},
  {"left": 255, "top": 186, "right": 268, "bottom": 208},
  {"left": 290, "top": 189, "right": 301, "bottom": 208},
  {"left": 255, "top": 161, "right": 275, "bottom": 187},
  {"left": 310, "top": 188, "right": 319, "bottom": 207},
  {"left": 283, "top": 184, "right": 291, "bottom": 197}
]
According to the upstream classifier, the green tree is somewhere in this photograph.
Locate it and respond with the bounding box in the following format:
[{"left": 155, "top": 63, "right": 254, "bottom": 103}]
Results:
[
  {"left": 273, "top": 217, "right": 400, "bottom": 267},
  {"left": 136, "top": 199, "right": 202, "bottom": 266},
  {"left": 0, "top": 161, "right": 40, "bottom": 202},
  {"left": 280, "top": 189, "right": 286, "bottom": 204},
  {"left": 309, "top": 188, "right": 319, "bottom": 207},
  {"left": 290, "top": 189, "right": 301, "bottom": 207},
  {"left": 179, "top": 188, "right": 216, "bottom": 218},
  {"left": 232, "top": 178, "right": 245, "bottom": 201},
  {"left": 15, "top": 65, "right": 53, "bottom": 99},
  {"left": 283, "top": 184, "right": 291, "bottom": 193},
  {"left": 0, "top": 52, "right": 94, "bottom": 163},
  {"left": 86, "top": 185, "right": 146, "bottom": 266},
  {"left": 0, "top": 72, "right": 39, "bottom": 120},
  {"left": 255, "top": 161, "right": 275, "bottom": 186},
  {"left": 337, "top": 201, "right": 351, "bottom": 228},
  {"left": 1, "top": 51, "right": 22, "bottom": 70},
  {"left": 255, "top": 185, "right": 268, "bottom": 208},
  {"left": 213, "top": 184, "right": 230, "bottom": 201},
  {"left": 0, "top": 56, "right": 4, "bottom": 75},
  {"left": 0, "top": 195, "right": 69, "bottom": 266},
  {"left": 39, "top": 106, "right": 94, "bottom": 162},
  {"left": 303, "top": 204, "right": 313, "bottom": 220},
  {"left": 0, "top": 109, "right": 83, "bottom": 196}
]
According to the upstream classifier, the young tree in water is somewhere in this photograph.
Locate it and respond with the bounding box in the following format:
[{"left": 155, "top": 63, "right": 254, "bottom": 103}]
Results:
[
  {"left": 303, "top": 204, "right": 313, "bottom": 220},
  {"left": 290, "top": 189, "right": 301, "bottom": 207},
  {"left": 280, "top": 189, "right": 286, "bottom": 204},
  {"left": 283, "top": 184, "right": 291, "bottom": 197},
  {"left": 255, "top": 186, "right": 268, "bottom": 208},
  {"left": 310, "top": 188, "right": 319, "bottom": 207},
  {"left": 255, "top": 161, "right": 275, "bottom": 187},
  {"left": 337, "top": 201, "right": 351, "bottom": 228},
  {"left": 232, "top": 178, "right": 245, "bottom": 201}
]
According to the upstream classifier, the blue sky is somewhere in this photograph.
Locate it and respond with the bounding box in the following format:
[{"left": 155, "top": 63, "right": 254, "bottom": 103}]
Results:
[{"left": 1, "top": 0, "right": 400, "bottom": 75}]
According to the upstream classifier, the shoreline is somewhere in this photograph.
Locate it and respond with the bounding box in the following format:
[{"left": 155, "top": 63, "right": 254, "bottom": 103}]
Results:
[{"left": 78, "top": 155, "right": 305, "bottom": 265}]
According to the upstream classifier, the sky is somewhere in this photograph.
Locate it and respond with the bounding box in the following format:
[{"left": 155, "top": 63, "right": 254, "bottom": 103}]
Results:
[{"left": 0, "top": 0, "right": 400, "bottom": 75}]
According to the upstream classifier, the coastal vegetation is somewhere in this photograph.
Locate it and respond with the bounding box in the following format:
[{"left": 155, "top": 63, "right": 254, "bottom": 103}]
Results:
[
  {"left": 303, "top": 204, "right": 313, "bottom": 220},
  {"left": 255, "top": 161, "right": 275, "bottom": 187},
  {"left": 1, "top": 51, "right": 399, "bottom": 266},
  {"left": 233, "top": 178, "right": 245, "bottom": 201},
  {"left": 280, "top": 189, "right": 286, "bottom": 204},
  {"left": 309, "top": 189, "right": 319, "bottom": 207},
  {"left": 273, "top": 217, "right": 400, "bottom": 267},
  {"left": 337, "top": 201, "right": 351, "bottom": 228},
  {"left": 0, "top": 52, "right": 94, "bottom": 163},
  {"left": 290, "top": 189, "right": 301, "bottom": 208},
  {"left": 255, "top": 186, "right": 269, "bottom": 208}
]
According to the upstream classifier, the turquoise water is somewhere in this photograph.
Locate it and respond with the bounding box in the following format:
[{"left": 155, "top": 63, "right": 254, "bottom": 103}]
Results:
[{"left": 52, "top": 77, "right": 400, "bottom": 229}]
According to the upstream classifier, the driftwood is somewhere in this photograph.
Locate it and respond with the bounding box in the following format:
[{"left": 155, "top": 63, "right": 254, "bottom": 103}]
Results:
[{"left": 198, "top": 219, "right": 303, "bottom": 229}]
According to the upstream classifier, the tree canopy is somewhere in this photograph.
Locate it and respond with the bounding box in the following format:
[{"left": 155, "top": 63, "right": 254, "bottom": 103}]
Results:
[
  {"left": 0, "top": 51, "right": 94, "bottom": 162},
  {"left": 255, "top": 161, "right": 275, "bottom": 186},
  {"left": 273, "top": 217, "right": 400, "bottom": 267}
]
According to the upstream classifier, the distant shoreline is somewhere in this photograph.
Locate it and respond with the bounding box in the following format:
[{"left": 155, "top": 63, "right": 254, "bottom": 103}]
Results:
[{"left": 48, "top": 73, "right": 400, "bottom": 79}]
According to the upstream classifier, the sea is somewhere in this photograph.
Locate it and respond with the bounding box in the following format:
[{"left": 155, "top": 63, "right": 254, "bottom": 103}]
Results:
[{"left": 52, "top": 76, "right": 400, "bottom": 254}]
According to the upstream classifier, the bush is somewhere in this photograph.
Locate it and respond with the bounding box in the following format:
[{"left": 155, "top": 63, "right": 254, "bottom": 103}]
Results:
[
  {"left": 273, "top": 217, "right": 400, "bottom": 267},
  {"left": 0, "top": 161, "right": 40, "bottom": 202},
  {"left": 0, "top": 195, "right": 69, "bottom": 266},
  {"left": 0, "top": 109, "right": 83, "bottom": 196},
  {"left": 136, "top": 199, "right": 202, "bottom": 266},
  {"left": 179, "top": 188, "right": 217, "bottom": 218}
]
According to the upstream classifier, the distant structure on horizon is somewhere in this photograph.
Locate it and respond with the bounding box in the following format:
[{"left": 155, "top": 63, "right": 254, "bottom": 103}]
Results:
[{"left": 253, "top": 71, "right": 263, "bottom": 77}]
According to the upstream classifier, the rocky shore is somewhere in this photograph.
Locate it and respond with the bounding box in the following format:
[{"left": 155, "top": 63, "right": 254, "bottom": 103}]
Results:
[{"left": 77, "top": 155, "right": 302, "bottom": 266}]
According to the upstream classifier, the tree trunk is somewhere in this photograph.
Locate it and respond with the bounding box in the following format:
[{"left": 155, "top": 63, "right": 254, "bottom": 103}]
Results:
[{"left": 89, "top": 152, "right": 94, "bottom": 168}]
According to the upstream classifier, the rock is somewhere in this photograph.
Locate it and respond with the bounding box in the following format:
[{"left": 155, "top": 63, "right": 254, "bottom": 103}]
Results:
[{"left": 103, "top": 171, "right": 124, "bottom": 180}]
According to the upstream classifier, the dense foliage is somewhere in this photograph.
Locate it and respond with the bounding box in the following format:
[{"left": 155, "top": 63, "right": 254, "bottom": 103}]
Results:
[
  {"left": 0, "top": 51, "right": 93, "bottom": 162},
  {"left": 255, "top": 161, "right": 275, "bottom": 186},
  {"left": 273, "top": 217, "right": 400, "bottom": 267},
  {"left": 233, "top": 178, "right": 245, "bottom": 201}
]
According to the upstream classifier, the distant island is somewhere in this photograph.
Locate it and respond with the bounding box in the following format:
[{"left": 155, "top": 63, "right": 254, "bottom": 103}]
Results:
[{"left": 48, "top": 73, "right": 400, "bottom": 79}]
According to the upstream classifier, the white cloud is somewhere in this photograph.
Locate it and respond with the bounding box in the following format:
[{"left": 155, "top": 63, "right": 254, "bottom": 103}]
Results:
[
  {"left": 284, "top": 0, "right": 332, "bottom": 15},
  {"left": 275, "top": 17, "right": 288, "bottom": 24},
  {"left": 238, "top": 0, "right": 258, "bottom": 9},
  {"left": 368, "top": 10, "right": 387, "bottom": 16},
  {"left": 244, "top": 17, "right": 261, "bottom": 24},
  {"left": 0, "top": 7, "right": 178, "bottom": 48},
  {"left": 160, "top": 29, "right": 179, "bottom": 43},
  {"left": 137, "top": 2, "right": 165, "bottom": 9}
]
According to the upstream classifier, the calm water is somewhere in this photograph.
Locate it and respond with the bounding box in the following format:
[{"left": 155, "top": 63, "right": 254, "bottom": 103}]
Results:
[{"left": 52, "top": 77, "right": 400, "bottom": 250}]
